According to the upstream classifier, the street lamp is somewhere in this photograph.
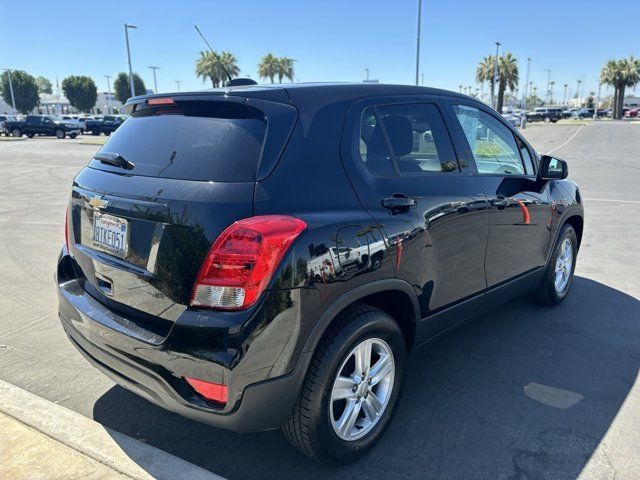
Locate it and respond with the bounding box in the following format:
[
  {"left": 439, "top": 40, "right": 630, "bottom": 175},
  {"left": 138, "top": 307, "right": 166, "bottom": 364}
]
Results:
[
  {"left": 148, "top": 66, "right": 159, "bottom": 94},
  {"left": 414, "top": 0, "right": 422, "bottom": 86},
  {"left": 544, "top": 69, "right": 551, "bottom": 104},
  {"left": 492, "top": 41, "right": 501, "bottom": 110},
  {"left": 175, "top": 80, "right": 182, "bottom": 92},
  {"left": 576, "top": 79, "right": 582, "bottom": 107},
  {"left": 104, "top": 75, "right": 112, "bottom": 114},
  {"left": 124, "top": 23, "right": 137, "bottom": 98},
  {"left": 520, "top": 57, "right": 531, "bottom": 128},
  {"left": 2, "top": 68, "right": 17, "bottom": 114},
  {"left": 563, "top": 83, "right": 568, "bottom": 106}
]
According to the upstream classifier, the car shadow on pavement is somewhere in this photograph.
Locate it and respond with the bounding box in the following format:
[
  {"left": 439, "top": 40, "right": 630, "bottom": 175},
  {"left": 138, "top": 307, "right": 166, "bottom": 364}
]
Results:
[{"left": 93, "top": 276, "right": 639, "bottom": 480}]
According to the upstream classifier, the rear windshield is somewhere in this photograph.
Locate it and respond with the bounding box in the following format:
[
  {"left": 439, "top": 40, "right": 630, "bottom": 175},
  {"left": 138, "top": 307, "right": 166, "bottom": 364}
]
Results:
[{"left": 92, "top": 100, "right": 266, "bottom": 182}]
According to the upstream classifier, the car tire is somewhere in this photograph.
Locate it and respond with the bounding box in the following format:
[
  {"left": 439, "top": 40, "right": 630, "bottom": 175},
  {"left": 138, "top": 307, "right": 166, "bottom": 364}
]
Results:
[
  {"left": 104, "top": 131, "right": 111, "bottom": 136},
  {"left": 544, "top": 116, "right": 551, "bottom": 123},
  {"left": 91, "top": 130, "right": 99, "bottom": 136},
  {"left": 69, "top": 133, "right": 78, "bottom": 139},
  {"left": 56, "top": 129, "right": 65, "bottom": 139},
  {"left": 12, "top": 128, "right": 21, "bottom": 137},
  {"left": 532, "top": 224, "right": 578, "bottom": 306},
  {"left": 283, "top": 304, "right": 406, "bottom": 465},
  {"left": 26, "top": 133, "right": 34, "bottom": 138}
]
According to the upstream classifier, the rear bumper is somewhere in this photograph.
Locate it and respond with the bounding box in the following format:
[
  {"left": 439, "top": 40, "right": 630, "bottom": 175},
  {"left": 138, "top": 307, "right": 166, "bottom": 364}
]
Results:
[{"left": 56, "top": 250, "right": 309, "bottom": 433}]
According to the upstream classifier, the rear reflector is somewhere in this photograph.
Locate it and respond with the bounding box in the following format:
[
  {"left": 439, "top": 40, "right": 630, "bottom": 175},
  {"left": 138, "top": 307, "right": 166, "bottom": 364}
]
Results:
[
  {"left": 190, "top": 215, "right": 306, "bottom": 310},
  {"left": 184, "top": 377, "right": 228, "bottom": 404},
  {"left": 147, "top": 97, "right": 175, "bottom": 105}
]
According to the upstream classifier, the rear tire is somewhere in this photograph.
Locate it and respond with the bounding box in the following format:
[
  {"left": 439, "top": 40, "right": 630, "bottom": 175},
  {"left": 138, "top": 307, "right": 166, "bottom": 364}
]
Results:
[
  {"left": 532, "top": 224, "right": 578, "bottom": 305},
  {"left": 26, "top": 133, "right": 34, "bottom": 138},
  {"left": 104, "top": 131, "right": 111, "bottom": 136},
  {"left": 544, "top": 116, "right": 551, "bottom": 123},
  {"left": 12, "top": 128, "right": 21, "bottom": 137},
  {"left": 283, "top": 304, "right": 406, "bottom": 465},
  {"left": 69, "top": 133, "right": 78, "bottom": 139}
]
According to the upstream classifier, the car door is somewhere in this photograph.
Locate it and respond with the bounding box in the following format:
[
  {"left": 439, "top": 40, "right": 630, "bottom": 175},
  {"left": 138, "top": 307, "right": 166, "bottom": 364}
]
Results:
[
  {"left": 341, "top": 97, "right": 490, "bottom": 343},
  {"left": 447, "top": 102, "right": 553, "bottom": 289}
]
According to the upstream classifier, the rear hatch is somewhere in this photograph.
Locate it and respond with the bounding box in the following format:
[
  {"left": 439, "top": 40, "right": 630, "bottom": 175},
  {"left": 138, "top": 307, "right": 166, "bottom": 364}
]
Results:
[{"left": 67, "top": 93, "right": 297, "bottom": 333}]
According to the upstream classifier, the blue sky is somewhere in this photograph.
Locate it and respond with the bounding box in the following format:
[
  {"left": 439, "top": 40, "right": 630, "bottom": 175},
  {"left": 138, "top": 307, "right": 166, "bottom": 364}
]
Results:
[{"left": 1, "top": 0, "right": 638, "bottom": 100}]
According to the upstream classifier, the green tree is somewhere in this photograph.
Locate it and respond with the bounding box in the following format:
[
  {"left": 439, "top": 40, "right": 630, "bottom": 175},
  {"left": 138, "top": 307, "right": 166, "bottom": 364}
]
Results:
[
  {"left": 36, "top": 76, "right": 53, "bottom": 94},
  {"left": 0, "top": 70, "right": 39, "bottom": 114},
  {"left": 275, "top": 57, "right": 295, "bottom": 83},
  {"left": 600, "top": 57, "right": 640, "bottom": 119},
  {"left": 61, "top": 75, "right": 97, "bottom": 112},
  {"left": 476, "top": 56, "right": 495, "bottom": 105},
  {"left": 258, "top": 54, "right": 279, "bottom": 83},
  {"left": 113, "top": 72, "right": 147, "bottom": 104},
  {"left": 195, "top": 51, "right": 239, "bottom": 88}
]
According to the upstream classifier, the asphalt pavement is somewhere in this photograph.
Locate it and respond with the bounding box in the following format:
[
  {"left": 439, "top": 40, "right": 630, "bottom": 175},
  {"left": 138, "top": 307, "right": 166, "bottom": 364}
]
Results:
[{"left": 0, "top": 122, "right": 638, "bottom": 479}]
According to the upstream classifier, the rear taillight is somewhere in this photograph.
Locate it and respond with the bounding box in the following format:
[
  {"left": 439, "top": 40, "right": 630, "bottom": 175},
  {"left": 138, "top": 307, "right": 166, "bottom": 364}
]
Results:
[
  {"left": 190, "top": 215, "right": 306, "bottom": 310},
  {"left": 64, "top": 205, "right": 70, "bottom": 252}
]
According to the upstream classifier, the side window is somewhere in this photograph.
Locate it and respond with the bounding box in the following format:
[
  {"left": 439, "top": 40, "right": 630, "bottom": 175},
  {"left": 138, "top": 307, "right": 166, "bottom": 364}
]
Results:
[
  {"left": 359, "top": 103, "right": 458, "bottom": 176},
  {"left": 516, "top": 136, "right": 535, "bottom": 175},
  {"left": 453, "top": 105, "right": 526, "bottom": 175}
]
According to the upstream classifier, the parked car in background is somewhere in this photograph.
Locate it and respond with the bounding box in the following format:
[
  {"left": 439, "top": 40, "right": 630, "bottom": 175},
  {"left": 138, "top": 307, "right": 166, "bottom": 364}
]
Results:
[
  {"left": 624, "top": 107, "right": 640, "bottom": 118},
  {"left": 526, "top": 107, "right": 562, "bottom": 123},
  {"left": 57, "top": 83, "right": 583, "bottom": 464},
  {"left": 5, "top": 115, "right": 81, "bottom": 138},
  {"left": 562, "top": 108, "right": 578, "bottom": 118},
  {"left": 0, "top": 115, "right": 17, "bottom": 136},
  {"left": 85, "top": 115, "right": 126, "bottom": 135},
  {"left": 501, "top": 113, "right": 520, "bottom": 127}
]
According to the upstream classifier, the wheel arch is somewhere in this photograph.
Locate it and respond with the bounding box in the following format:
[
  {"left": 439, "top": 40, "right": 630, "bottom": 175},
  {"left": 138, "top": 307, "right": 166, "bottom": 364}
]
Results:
[
  {"left": 564, "top": 214, "right": 584, "bottom": 248},
  {"left": 302, "top": 279, "right": 420, "bottom": 358}
]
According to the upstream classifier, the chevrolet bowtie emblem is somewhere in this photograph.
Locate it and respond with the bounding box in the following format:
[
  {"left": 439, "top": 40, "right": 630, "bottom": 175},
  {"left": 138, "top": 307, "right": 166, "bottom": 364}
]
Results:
[{"left": 88, "top": 197, "right": 108, "bottom": 210}]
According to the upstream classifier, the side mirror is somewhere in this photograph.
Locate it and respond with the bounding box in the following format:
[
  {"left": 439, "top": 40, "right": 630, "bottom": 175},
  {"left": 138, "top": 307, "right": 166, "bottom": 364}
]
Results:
[{"left": 538, "top": 154, "right": 568, "bottom": 180}]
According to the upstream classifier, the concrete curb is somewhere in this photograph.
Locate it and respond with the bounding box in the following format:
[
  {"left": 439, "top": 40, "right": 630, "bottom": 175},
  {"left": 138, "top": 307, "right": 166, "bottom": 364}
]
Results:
[{"left": 0, "top": 380, "right": 225, "bottom": 480}]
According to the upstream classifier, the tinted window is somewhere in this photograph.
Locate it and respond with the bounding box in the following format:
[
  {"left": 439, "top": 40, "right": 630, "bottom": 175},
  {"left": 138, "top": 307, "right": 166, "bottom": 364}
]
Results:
[
  {"left": 94, "top": 101, "right": 266, "bottom": 182},
  {"left": 359, "top": 103, "right": 458, "bottom": 176},
  {"left": 453, "top": 105, "right": 525, "bottom": 175},
  {"left": 516, "top": 136, "right": 535, "bottom": 174}
]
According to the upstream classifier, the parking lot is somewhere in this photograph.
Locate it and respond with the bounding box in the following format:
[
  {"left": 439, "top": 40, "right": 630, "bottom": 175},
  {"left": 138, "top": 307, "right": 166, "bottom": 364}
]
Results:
[{"left": 0, "top": 122, "right": 639, "bottom": 479}]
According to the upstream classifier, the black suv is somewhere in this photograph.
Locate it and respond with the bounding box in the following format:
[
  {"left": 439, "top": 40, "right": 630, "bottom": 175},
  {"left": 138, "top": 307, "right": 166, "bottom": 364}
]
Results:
[
  {"left": 5, "top": 115, "right": 82, "bottom": 138},
  {"left": 57, "top": 84, "right": 583, "bottom": 464}
]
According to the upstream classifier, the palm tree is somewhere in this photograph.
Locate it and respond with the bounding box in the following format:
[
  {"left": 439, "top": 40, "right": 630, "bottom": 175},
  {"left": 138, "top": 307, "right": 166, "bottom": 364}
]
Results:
[
  {"left": 601, "top": 56, "right": 640, "bottom": 118},
  {"left": 475, "top": 56, "right": 494, "bottom": 102},
  {"left": 476, "top": 53, "right": 518, "bottom": 112},
  {"left": 195, "top": 51, "right": 239, "bottom": 88},
  {"left": 258, "top": 54, "right": 279, "bottom": 83},
  {"left": 275, "top": 57, "right": 295, "bottom": 83}
]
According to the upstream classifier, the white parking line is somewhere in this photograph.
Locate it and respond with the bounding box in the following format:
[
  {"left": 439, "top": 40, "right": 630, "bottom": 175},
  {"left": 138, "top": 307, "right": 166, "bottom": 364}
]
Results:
[
  {"left": 583, "top": 197, "right": 640, "bottom": 205},
  {"left": 546, "top": 124, "right": 586, "bottom": 154}
]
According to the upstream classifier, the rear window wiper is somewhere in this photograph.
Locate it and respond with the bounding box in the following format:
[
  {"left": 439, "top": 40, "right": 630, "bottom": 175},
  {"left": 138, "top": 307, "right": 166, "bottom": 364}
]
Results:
[{"left": 94, "top": 152, "right": 134, "bottom": 170}]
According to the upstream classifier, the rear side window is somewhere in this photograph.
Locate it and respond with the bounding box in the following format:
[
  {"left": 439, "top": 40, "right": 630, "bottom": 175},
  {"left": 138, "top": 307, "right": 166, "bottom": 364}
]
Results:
[
  {"left": 359, "top": 103, "right": 458, "bottom": 176},
  {"left": 93, "top": 101, "right": 266, "bottom": 182}
]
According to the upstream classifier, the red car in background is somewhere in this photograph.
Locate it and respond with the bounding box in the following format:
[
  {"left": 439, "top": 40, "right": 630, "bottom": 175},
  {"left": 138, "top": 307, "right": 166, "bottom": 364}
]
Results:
[{"left": 624, "top": 107, "right": 640, "bottom": 118}]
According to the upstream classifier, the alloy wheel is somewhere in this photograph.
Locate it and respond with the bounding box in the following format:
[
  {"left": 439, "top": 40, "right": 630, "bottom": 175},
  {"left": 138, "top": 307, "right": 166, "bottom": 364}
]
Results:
[
  {"left": 329, "top": 338, "right": 395, "bottom": 441},
  {"left": 554, "top": 238, "right": 573, "bottom": 293}
]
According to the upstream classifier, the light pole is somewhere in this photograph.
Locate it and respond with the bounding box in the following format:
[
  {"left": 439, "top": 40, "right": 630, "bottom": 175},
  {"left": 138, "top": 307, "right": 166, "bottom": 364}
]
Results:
[
  {"left": 492, "top": 41, "right": 501, "bottom": 110},
  {"left": 149, "top": 66, "right": 159, "bottom": 93},
  {"left": 104, "top": 75, "right": 112, "bottom": 114},
  {"left": 576, "top": 79, "right": 582, "bottom": 107},
  {"left": 124, "top": 23, "right": 137, "bottom": 98},
  {"left": 520, "top": 57, "right": 531, "bottom": 128},
  {"left": 563, "top": 83, "right": 568, "bottom": 106},
  {"left": 594, "top": 83, "right": 602, "bottom": 120},
  {"left": 544, "top": 69, "right": 551, "bottom": 104},
  {"left": 549, "top": 80, "right": 555, "bottom": 104},
  {"left": 533, "top": 86, "right": 538, "bottom": 107},
  {"left": 2, "top": 68, "right": 17, "bottom": 114},
  {"left": 414, "top": 0, "right": 422, "bottom": 86},
  {"left": 365, "top": 68, "right": 369, "bottom": 81},
  {"left": 175, "top": 80, "right": 182, "bottom": 92}
]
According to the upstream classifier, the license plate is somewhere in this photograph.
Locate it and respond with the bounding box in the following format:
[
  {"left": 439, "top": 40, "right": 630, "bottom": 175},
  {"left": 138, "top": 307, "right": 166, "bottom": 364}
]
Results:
[{"left": 93, "top": 213, "right": 128, "bottom": 258}]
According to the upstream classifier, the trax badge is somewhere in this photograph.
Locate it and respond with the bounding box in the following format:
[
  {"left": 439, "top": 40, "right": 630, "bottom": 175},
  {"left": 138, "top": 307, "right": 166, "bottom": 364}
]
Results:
[{"left": 88, "top": 197, "right": 108, "bottom": 210}]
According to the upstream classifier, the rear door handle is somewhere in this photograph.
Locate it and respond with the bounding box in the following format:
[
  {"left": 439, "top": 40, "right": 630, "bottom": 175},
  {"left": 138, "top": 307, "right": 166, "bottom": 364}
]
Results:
[{"left": 382, "top": 196, "right": 416, "bottom": 210}]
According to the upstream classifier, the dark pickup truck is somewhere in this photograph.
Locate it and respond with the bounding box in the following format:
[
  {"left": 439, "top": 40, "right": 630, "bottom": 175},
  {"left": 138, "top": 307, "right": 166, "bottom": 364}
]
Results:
[
  {"left": 85, "top": 115, "right": 126, "bottom": 136},
  {"left": 5, "top": 115, "right": 82, "bottom": 139}
]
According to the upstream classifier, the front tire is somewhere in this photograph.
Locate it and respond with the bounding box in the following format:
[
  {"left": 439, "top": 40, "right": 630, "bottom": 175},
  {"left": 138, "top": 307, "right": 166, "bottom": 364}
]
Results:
[
  {"left": 12, "top": 128, "right": 21, "bottom": 137},
  {"left": 283, "top": 305, "right": 406, "bottom": 465},
  {"left": 56, "top": 129, "right": 65, "bottom": 139},
  {"left": 26, "top": 133, "right": 34, "bottom": 138},
  {"left": 532, "top": 224, "right": 578, "bottom": 305}
]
